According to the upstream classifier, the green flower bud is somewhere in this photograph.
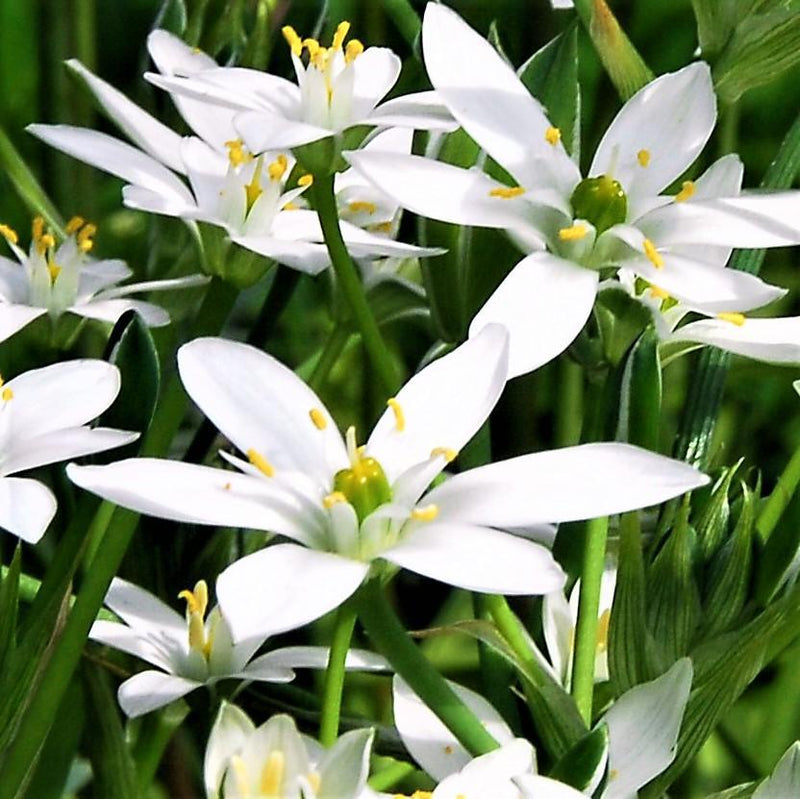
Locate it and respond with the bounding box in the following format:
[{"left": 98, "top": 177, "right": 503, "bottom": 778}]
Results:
[
  {"left": 333, "top": 456, "right": 392, "bottom": 522},
  {"left": 570, "top": 175, "right": 628, "bottom": 234}
]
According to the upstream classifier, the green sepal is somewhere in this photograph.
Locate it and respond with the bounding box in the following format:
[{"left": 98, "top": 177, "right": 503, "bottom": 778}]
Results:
[
  {"left": 693, "top": 463, "right": 740, "bottom": 562},
  {"left": 593, "top": 286, "right": 651, "bottom": 368},
  {"left": 548, "top": 722, "right": 609, "bottom": 793},
  {"left": 198, "top": 223, "right": 271, "bottom": 287},
  {"left": 365, "top": 274, "right": 431, "bottom": 330}
]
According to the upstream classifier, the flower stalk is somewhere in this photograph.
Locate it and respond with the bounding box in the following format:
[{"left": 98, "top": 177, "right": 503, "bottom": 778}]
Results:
[{"left": 319, "top": 601, "right": 358, "bottom": 747}]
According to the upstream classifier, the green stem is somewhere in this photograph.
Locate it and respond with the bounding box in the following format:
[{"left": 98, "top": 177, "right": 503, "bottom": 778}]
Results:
[
  {"left": 356, "top": 579, "right": 499, "bottom": 756},
  {"left": 319, "top": 602, "right": 358, "bottom": 747},
  {"left": 311, "top": 173, "right": 399, "bottom": 396},
  {"left": 368, "top": 759, "right": 418, "bottom": 792},
  {"left": 308, "top": 325, "right": 351, "bottom": 392},
  {"left": 756, "top": 440, "right": 800, "bottom": 544},
  {"left": 571, "top": 515, "right": 609, "bottom": 725},
  {"left": 555, "top": 358, "right": 584, "bottom": 447}
]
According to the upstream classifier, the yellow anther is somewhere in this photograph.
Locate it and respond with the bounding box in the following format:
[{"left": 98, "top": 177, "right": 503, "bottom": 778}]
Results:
[
  {"left": 298, "top": 174, "right": 314, "bottom": 187},
  {"left": 411, "top": 504, "right": 439, "bottom": 522},
  {"left": 247, "top": 447, "right": 275, "bottom": 477},
  {"left": 643, "top": 238, "right": 664, "bottom": 269},
  {"left": 637, "top": 149, "right": 651, "bottom": 167},
  {"left": 178, "top": 580, "right": 209, "bottom": 617},
  {"left": 368, "top": 221, "right": 393, "bottom": 233},
  {"left": 674, "top": 180, "right": 696, "bottom": 203},
  {"left": 558, "top": 223, "right": 588, "bottom": 241},
  {"left": 717, "top": 311, "right": 746, "bottom": 326},
  {"left": 488, "top": 186, "right": 525, "bottom": 199},
  {"left": 283, "top": 202, "right": 299, "bottom": 211},
  {"left": 430, "top": 447, "right": 457, "bottom": 463},
  {"left": 345, "top": 39, "right": 364, "bottom": 62},
  {"left": 0, "top": 223, "right": 18, "bottom": 245},
  {"left": 323, "top": 491, "right": 348, "bottom": 509},
  {"left": 32, "top": 216, "right": 44, "bottom": 242},
  {"left": 32, "top": 216, "right": 55, "bottom": 254},
  {"left": 2, "top": 387, "right": 14, "bottom": 401},
  {"left": 259, "top": 751, "right": 285, "bottom": 794},
  {"left": 267, "top": 154, "right": 289, "bottom": 182},
  {"left": 309, "top": 407, "right": 328, "bottom": 430},
  {"left": 310, "top": 44, "right": 328, "bottom": 69},
  {"left": 649, "top": 284, "right": 670, "bottom": 300},
  {"left": 47, "top": 261, "right": 61, "bottom": 283},
  {"left": 225, "top": 138, "right": 253, "bottom": 168},
  {"left": 387, "top": 397, "right": 405, "bottom": 432},
  {"left": 230, "top": 755, "right": 252, "bottom": 797},
  {"left": 545, "top": 126, "right": 561, "bottom": 146},
  {"left": 65, "top": 215, "right": 85, "bottom": 234},
  {"left": 332, "top": 21, "right": 351, "bottom": 50},
  {"left": 444, "top": 745, "right": 454, "bottom": 754},
  {"left": 223, "top": 482, "right": 231, "bottom": 490},
  {"left": 303, "top": 37, "right": 321, "bottom": 59},
  {"left": 348, "top": 200, "right": 377, "bottom": 215},
  {"left": 596, "top": 608, "right": 611, "bottom": 652},
  {"left": 77, "top": 223, "right": 96, "bottom": 252},
  {"left": 282, "top": 25, "right": 303, "bottom": 56},
  {"left": 245, "top": 158, "right": 265, "bottom": 210}
]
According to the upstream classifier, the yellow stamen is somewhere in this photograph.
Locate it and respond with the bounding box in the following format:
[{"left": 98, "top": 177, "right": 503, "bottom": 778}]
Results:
[
  {"left": 178, "top": 580, "right": 210, "bottom": 655},
  {"left": 259, "top": 751, "right": 285, "bottom": 794},
  {"left": 649, "top": 284, "right": 670, "bottom": 300},
  {"left": 282, "top": 201, "right": 299, "bottom": 211},
  {"left": 387, "top": 397, "right": 405, "bottom": 432},
  {"left": 282, "top": 25, "right": 303, "bottom": 56},
  {"left": 675, "top": 180, "right": 696, "bottom": 203},
  {"left": 488, "top": 186, "right": 525, "bottom": 199},
  {"left": 267, "top": 154, "right": 289, "bottom": 182},
  {"left": 411, "top": 504, "right": 439, "bottom": 522},
  {"left": 178, "top": 580, "right": 208, "bottom": 616},
  {"left": 309, "top": 43, "right": 328, "bottom": 69},
  {"left": 32, "top": 216, "right": 44, "bottom": 243},
  {"left": 0, "top": 223, "right": 18, "bottom": 245},
  {"left": 47, "top": 260, "right": 61, "bottom": 283},
  {"left": 306, "top": 772, "right": 322, "bottom": 793},
  {"left": 32, "top": 216, "right": 56, "bottom": 254},
  {"left": 323, "top": 491, "right": 348, "bottom": 509},
  {"left": 348, "top": 200, "right": 377, "bottom": 215},
  {"left": 332, "top": 21, "right": 351, "bottom": 50},
  {"left": 298, "top": 174, "right": 314, "bottom": 187},
  {"left": 230, "top": 755, "right": 252, "bottom": 797},
  {"left": 309, "top": 408, "right": 328, "bottom": 430},
  {"left": 430, "top": 447, "right": 457, "bottom": 463},
  {"left": 225, "top": 138, "right": 252, "bottom": 168},
  {"left": 596, "top": 608, "right": 611, "bottom": 652},
  {"left": 2, "top": 387, "right": 14, "bottom": 401},
  {"left": 345, "top": 39, "right": 364, "bottom": 63},
  {"left": 77, "top": 223, "right": 96, "bottom": 252},
  {"left": 558, "top": 223, "right": 588, "bottom": 241},
  {"left": 247, "top": 447, "right": 275, "bottom": 477},
  {"left": 545, "top": 126, "right": 561, "bottom": 146},
  {"left": 637, "top": 149, "right": 650, "bottom": 167},
  {"left": 643, "top": 238, "right": 664, "bottom": 269},
  {"left": 245, "top": 158, "right": 264, "bottom": 210},
  {"left": 368, "top": 221, "right": 393, "bottom": 233},
  {"left": 717, "top": 311, "right": 746, "bottom": 326},
  {"left": 65, "top": 216, "right": 85, "bottom": 235}
]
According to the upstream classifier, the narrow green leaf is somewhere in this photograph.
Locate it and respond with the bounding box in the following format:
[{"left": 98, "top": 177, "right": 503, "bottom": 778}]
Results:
[
  {"left": 366, "top": 276, "right": 430, "bottom": 330},
  {"left": 756, "top": 487, "right": 800, "bottom": 606},
  {"left": 549, "top": 722, "right": 609, "bottom": 792},
  {"left": 705, "top": 785, "right": 757, "bottom": 799},
  {"left": 616, "top": 326, "right": 662, "bottom": 452},
  {"left": 0, "top": 546, "right": 21, "bottom": 671},
  {"left": 694, "top": 464, "right": 740, "bottom": 562}
]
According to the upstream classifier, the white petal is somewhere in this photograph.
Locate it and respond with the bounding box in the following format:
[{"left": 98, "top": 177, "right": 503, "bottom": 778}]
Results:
[
  {"left": 178, "top": 337, "right": 347, "bottom": 482},
  {"left": 669, "top": 316, "right": 800, "bottom": 363},
  {"left": 603, "top": 658, "right": 692, "bottom": 799},
  {"left": 71, "top": 298, "right": 170, "bottom": 327},
  {"left": 425, "top": 442, "right": 709, "bottom": 526},
  {"left": 89, "top": 619, "right": 178, "bottom": 673},
  {"left": 103, "top": 577, "right": 186, "bottom": 635},
  {"left": 120, "top": 184, "right": 197, "bottom": 218},
  {"left": 367, "top": 324, "right": 509, "bottom": 481},
  {"left": 217, "top": 544, "right": 369, "bottom": 643},
  {"left": 244, "top": 645, "right": 388, "bottom": 680},
  {"left": 229, "top": 231, "right": 330, "bottom": 274},
  {"left": 590, "top": 63, "right": 716, "bottom": 201},
  {"left": 422, "top": 4, "right": 579, "bottom": 194},
  {"left": 0, "top": 476, "right": 56, "bottom": 543},
  {"left": 542, "top": 589, "right": 573, "bottom": 686},
  {"left": 0, "top": 304, "right": 47, "bottom": 343},
  {"left": 205, "top": 702, "right": 255, "bottom": 799},
  {"left": 393, "top": 675, "right": 514, "bottom": 780},
  {"left": 317, "top": 728, "right": 375, "bottom": 799},
  {"left": 67, "top": 459, "right": 314, "bottom": 542},
  {"left": 235, "top": 110, "right": 331, "bottom": 151},
  {"left": 66, "top": 58, "right": 185, "bottom": 173},
  {"left": 77, "top": 258, "right": 133, "bottom": 296},
  {"left": 118, "top": 670, "right": 201, "bottom": 718},
  {"left": 753, "top": 743, "right": 800, "bottom": 799},
  {"left": 367, "top": 90, "right": 458, "bottom": 132},
  {"left": 384, "top": 521, "right": 565, "bottom": 595},
  {"left": 349, "top": 47, "right": 402, "bottom": 121},
  {"left": 514, "top": 775, "right": 587, "bottom": 799},
  {"left": 470, "top": 251, "right": 599, "bottom": 378},
  {"left": 338, "top": 220, "right": 444, "bottom": 260},
  {"left": 0, "top": 256, "right": 28, "bottom": 301}
]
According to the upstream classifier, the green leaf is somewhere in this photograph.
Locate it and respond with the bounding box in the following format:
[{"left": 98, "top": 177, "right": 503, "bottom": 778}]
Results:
[
  {"left": 518, "top": 23, "right": 580, "bottom": 158},
  {"left": 756, "top": 489, "right": 800, "bottom": 606},
  {"left": 366, "top": 275, "right": 431, "bottom": 330},
  {"left": 693, "top": 463, "right": 740, "bottom": 562},
  {"left": 0, "top": 546, "right": 21, "bottom": 672},
  {"left": 615, "top": 326, "right": 662, "bottom": 451},
  {"left": 549, "top": 723, "right": 609, "bottom": 792},
  {"left": 153, "top": 0, "right": 188, "bottom": 35},
  {"left": 705, "top": 785, "right": 757, "bottom": 799}
]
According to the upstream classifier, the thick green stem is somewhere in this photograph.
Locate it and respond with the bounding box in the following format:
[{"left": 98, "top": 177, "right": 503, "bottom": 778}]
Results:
[
  {"left": 571, "top": 515, "right": 609, "bottom": 724},
  {"left": 319, "top": 602, "right": 358, "bottom": 747},
  {"left": 555, "top": 358, "right": 584, "bottom": 447},
  {"left": 368, "top": 759, "right": 417, "bottom": 792},
  {"left": 311, "top": 173, "right": 399, "bottom": 396},
  {"left": 308, "top": 325, "right": 351, "bottom": 392},
  {"left": 757, "top": 440, "right": 800, "bottom": 544},
  {"left": 356, "top": 579, "right": 499, "bottom": 756}
]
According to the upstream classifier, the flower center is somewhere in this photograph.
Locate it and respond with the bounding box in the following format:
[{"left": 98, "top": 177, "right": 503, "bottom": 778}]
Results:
[
  {"left": 569, "top": 175, "right": 628, "bottom": 235},
  {"left": 332, "top": 426, "right": 392, "bottom": 523},
  {"left": 178, "top": 579, "right": 215, "bottom": 660}
]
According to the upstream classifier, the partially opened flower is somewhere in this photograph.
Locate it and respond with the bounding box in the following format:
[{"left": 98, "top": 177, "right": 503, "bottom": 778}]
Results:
[
  {"left": 69, "top": 326, "right": 707, "bottom": 643},
  {"left": 204, "top": 703, "right": 376, "bottom": 799},
  {"left": 0, "top": 215, "right": 205, "bottom": 343},
  {"left": 0, "top": 360, "right": 137, "bottom": 543},
  {"left": 90, "top": 577, "right": 387, "bottom": 717},
  {"left": 346, "top": 3, "right": 800, "bottom": 377}
]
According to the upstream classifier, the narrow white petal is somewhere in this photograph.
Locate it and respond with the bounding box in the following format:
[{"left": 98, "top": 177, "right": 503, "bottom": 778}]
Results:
[
  {"left": 470, "top": 251, "right": 599, "bottom": 378},
  {"left": 514, "top": 775, "right": 587, "bottom": 798},
  {"left": 71, "top": 298, "right": 170, "bottom": 327},
  {"left": 367, "top": 324, "right": 509, "bottom": 481},
  {"left": 753, "top": 743, "right": 800, "bottom": 798},
  {"left": 89, "top": 619, "right": 178, "bottom": 673},
  {"left": 205, "top": 702, "right": 255, "bottom": 799},
  {"left": 349, "top": 47, "right": 402, "bottom": 121},
  {"left": 425, "top": 443, "right": 709, "bottom": 526},
  {"left": 384, "top": 522, "right": 565, "bottom": 595},
  {"left": 317, "top": 728, "right": 375, "bottom": 799},
  {"left": 422, "top": 4, "right": 579, "bottom": 194},
  {"left": 0, "top": 256, "right": 28, "bottom": 301},
  {"left": 217, "top": 544, "right": 369, "bottom": 643},
  {"left": 118, "top": 670, "right": 201, "bottom": 718},
  {"left": 235, "top": 110, "right": 331, "bottom": 152},
  {"left": 178, "top": 337, "right": 347, "bottom": 481},
  {"left": 542, "top": 589, "right": 573, "bottom": 686},
  {"left": 367, "top": 90, "right": 458, "bottom": 131},
  {"left": 590, "top": 63, "right": 716, "bottom": 200},
  {"left": 120, "top": 184, "right": 197, "bottom": 218},
  {"left": 244, "top": 645, "right": 388, "bottom": 679},
  {"left": 103, "top": 577, "right": 186, "bottom": 635},
  {"left": 0, "top": 476, "right": 56, "bottom": 543},
  {"left": 338, "top": 220, "right": 444, "bottom": 260},
  {"left": 228, "top": 232, "right": 330, "bottom": 274},
  {"left": 603, "top": 658, "right": 692, "bottom": 799},
  {"left": 77, "top": 258, "right": 132, "bottom": 296},
  {"left": 0, "top": 304, "right": 47, "bottom": 343},
  {"left": 94, "top": 274, "right": 208, "bottom": 300}
]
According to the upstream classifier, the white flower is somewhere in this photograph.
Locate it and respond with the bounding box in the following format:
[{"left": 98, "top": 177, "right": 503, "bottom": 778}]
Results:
[
  {"left": 345, "top": 3, "right": 800, "bottom": 377},
  {"left": 69, "top": 326, "right": 707, "bottom": 642},
  {"left": 90, "top": 577, "right": 387, "bottom": 718},
  {"left": 0, "top": 360, "right": 137, "bottom": 543},
  {"left": 204, "top": 702, "right": 376, "bottom": 799},
  {"left": 393, "top": 658, "right": 693, "bottom": 799},
  {"left": 145, "top": 20, "right": 456, "bottom": 155},
  {"left": 0, "top": 215, "right": 205, "bottom": 343},
  {"left": 753, "top": 742, "right": 800, "bottom": 798},
  {"left": 28, "top": 33, "right": 437, "bottom": 275}
]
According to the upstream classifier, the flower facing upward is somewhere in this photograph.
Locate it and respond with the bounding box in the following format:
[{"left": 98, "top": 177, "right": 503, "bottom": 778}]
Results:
[
  {"left": 69, "top": 326, "right": 707, "bottom": 643},
  {"left": 0, "top": 215, "right": 205, "bottom": 343},
  {"left": 0, "top": 360, "right": 137, "bottom": 543}
]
